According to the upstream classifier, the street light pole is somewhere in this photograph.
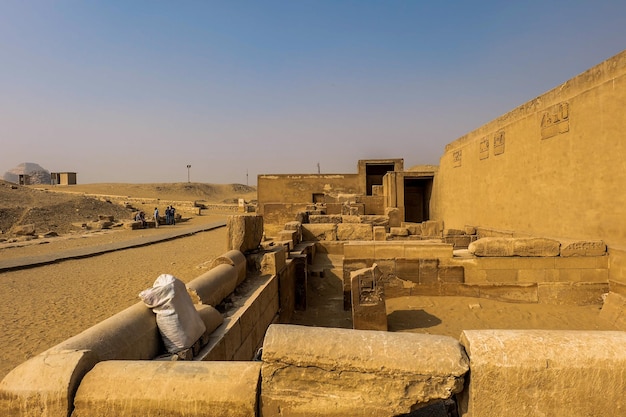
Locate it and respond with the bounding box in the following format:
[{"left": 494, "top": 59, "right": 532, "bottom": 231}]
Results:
[{"left": 187, "top": 164, "right": 191, "bottom": 183}]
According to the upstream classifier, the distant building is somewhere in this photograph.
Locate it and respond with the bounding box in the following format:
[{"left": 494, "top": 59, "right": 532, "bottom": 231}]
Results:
[{"left": 51, "top": 172, "right": 77, "bottom": 185}]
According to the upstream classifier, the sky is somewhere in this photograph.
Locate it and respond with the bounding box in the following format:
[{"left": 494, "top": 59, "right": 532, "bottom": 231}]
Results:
[{"left": 1, "top": 1, "right": 625, "bottom": 185}]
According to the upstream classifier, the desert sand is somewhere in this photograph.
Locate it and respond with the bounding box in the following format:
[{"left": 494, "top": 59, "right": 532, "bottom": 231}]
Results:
[{"left": 0, "top": 182, "right": 616, "bottom": 381}]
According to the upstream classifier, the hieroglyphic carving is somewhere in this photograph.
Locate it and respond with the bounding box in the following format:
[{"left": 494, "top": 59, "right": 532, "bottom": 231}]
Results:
[
  {"left": 493, "top": 131, "right": 505, "bottom": 155},
  {"left": 479, "top": 137, "right": 489, "bottom": 160},
  {"left": 453, "top": 149, "right": 462, "bottom": 167},
  {"left": 540, "top": 102, "right": 569, "bottom": 139}
]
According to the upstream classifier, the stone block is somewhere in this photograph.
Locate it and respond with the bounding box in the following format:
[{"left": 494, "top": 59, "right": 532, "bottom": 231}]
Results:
[
  {"left": 537, "top": 282, "right": 608, "bottom": 305},
  {"left": 373, "top": 226, "right": 387, "bottom": 241},
  {"left": 261, "top": 325, "right": 469, "bottom": 417},
  {"left": 421, "top": 220, "right": 443, "bottom": 237},
  {"left": 477, "top": 283, "right": 538, "bottom": 303},
  {"left": 445, "top": 228, "right": 465, "bottom": 236},
  {"left": 389, "top": 227, "right": 409, "bottom": 237},
  {"left": 444, "top": 235, "right": 472, "bottom": 249},
  {"left": 599, "top": 292, "right": 626, "bottom": 330},
  {"left": 343, "top": 242, "right": 375, "bottom": 259},
  {"left": 13, "top": 223, "right": 36, "bottom": 236},
  {"left": 469, "top": 237, "right": 560, "bottom": 257},
  {"left": 375, "top": 242, "right": 406, "bottom": 258},
  {"left": 227, "top": 214, "right": 264, "bottom": 253},
  {"left": 459, "top": 330, "right": 626, "bottom": 417},
  {"left": 395, "top": 259, "right": 420, "bottom": 283},
  {"left": 301, "top": 223, "right": 337, "bottom": 241},
  {"left": 277, "top": 229, "right": 298, "bottom": 246},
  {"left": 350, "top": 264, "right": 387, "bottom": 331},
  {"left": 404, "top": 242, "right": 454, "bottom": 259},
  {"left": 0, "top": 349, "right": 98, "bottom": 417},
  {"left": 260, "top": 246, "right": 287, "bottom": 276},
  {"left": 341, "top": 215, "right": 361, "bottom": 223},
  {"left": 464, "top": 226, "right": 476, "bottom": 235},
  {"left": 309, "top": 214, "right": 342, "bottom": 224},
  {"left": 385, "top": 207, "right": 401, "bottom": 227},
  {"left": 438, "top": 266, "right": 465, "bottom": 283},
  {"left": 72, "top": 361, "right": 261, "bottom": 417},
  {"left": 419, "top": 259, "right": 439, "bottom": 284},
  {"left": 560, "top": 240, "right": 607, "bottom": 257},
  {"left": 360, "top": 215, "right": 390, "bottom": 228},
  {"left": 336, "top": 223, "right": 373, "bottom": 241},
  {"left": 401, "top": 222, "right": 421, "bottom": 235}
]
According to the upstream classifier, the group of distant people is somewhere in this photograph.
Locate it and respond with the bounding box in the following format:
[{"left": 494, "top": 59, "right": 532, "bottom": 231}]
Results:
[
  {"left": 134, "top": 206, "right": 176, "bottom": 229},
  {"left": 152, "top": 205, "right": 176, "bottom": 228}
]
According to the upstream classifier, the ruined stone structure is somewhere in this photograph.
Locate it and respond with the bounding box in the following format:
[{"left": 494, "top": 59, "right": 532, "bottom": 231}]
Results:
[{"left": 3, "top": 50, "right": 626, "bottom": 416}]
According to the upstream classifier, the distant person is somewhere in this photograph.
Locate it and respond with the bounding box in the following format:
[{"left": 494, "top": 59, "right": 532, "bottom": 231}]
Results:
[
  {"left": 153, "top": 207, "right": 159, "bottom": 228},
  {"left": 171, "top": 206, "right": 176, "bottom": 225},
  {"left": 135, "top": 211, "right": 147, "bottom": 228},
  {"left": 165, "top": 206, "right": 172, "bottom": 225}
]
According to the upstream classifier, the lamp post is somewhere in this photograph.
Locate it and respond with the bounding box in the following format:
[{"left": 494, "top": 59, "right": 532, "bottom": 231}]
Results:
[{"left": 186, "top": 164, "right": 191, "bottom": 183}]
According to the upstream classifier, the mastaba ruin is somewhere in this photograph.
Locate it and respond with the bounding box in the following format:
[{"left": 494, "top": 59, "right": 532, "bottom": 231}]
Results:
[{"left": 2, "top": 50, "right": 626, "bottom": 417}]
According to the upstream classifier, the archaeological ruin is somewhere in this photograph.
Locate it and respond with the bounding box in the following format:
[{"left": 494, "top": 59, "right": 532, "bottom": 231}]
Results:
[{"left": 2, "top": 50, "right": 626, "bottom": 416}]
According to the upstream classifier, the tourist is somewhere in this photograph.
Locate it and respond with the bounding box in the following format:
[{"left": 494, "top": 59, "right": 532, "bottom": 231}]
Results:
[
  {"left": 135, "top": 211, "right": 147, "bottom": 228},
  {"left": 171, "top": 206, "right": 176, "bottom": 225},
  {"left": 165, "top": 206, "right": 171, "bottom": 225},
  {"left": 153, "top": 207, "right": 159, "bottom": 228}
]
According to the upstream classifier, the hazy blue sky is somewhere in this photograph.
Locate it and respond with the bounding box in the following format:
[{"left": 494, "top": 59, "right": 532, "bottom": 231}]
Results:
[{"left": 1, "top": 1, "right": 625, "bottom": 185}]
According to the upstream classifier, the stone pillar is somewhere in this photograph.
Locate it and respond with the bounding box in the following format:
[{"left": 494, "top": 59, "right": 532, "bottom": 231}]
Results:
[
  {"left": 227, "top": 214, "right": 263, "bottom": 253},
  {"left": 350, "top": 263, "right": 387, "bottom": 331}
]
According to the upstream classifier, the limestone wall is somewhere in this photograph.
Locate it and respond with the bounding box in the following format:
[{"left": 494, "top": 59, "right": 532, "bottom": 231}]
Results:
[
  {"left": 432, "top": 49, "right": 626, "bottom": 289},
  {"left": 258, "top": 174, "right": 361, "bottom": 205}
]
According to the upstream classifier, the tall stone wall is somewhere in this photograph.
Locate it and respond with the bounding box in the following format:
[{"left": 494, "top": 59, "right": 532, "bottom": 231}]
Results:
[
  {"left": 258, "top": 174, "right": 361, "bottom": 204},
  {"left": 432, "top": 49, "right": 626, "bottom": 289}
]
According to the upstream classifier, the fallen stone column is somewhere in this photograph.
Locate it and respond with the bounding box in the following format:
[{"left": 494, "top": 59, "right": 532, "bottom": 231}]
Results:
[
  {"left": 72, "top": 361, "right": 261, "bottom": 417},
  {"left": 209, "top": 249, "right": 247, "bottom": 285},
  {"left": 227, "top": 214, "right": 264, "bottom": 252},
  {"left": 261, "top": 324, "right": 469, "bottom": 417},
  {"left": 468, "top": 237, "right": 560, "bottom": 257},
  {"left": 187, "top": 263, "right": 238, "bottom": 307},
  {"left": 459, "top": 329, "right": 626, "bottom": 416},
  {"left": 50, "top": 301, "right": 161, "bottom": 360}
]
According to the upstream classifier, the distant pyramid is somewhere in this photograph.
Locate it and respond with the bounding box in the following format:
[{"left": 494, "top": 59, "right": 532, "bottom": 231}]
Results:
[{"left": 3, "top": 162, "right": 51, "bottom": 185}]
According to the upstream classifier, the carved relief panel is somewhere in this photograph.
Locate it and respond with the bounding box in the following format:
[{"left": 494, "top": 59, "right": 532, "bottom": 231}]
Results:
[{"left": 540, "top": 102, "right": 569, "bottom": 139}]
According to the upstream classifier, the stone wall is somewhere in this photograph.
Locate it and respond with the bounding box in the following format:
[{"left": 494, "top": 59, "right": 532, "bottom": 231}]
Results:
[{"left": 431, "top": 49, "right": 626, "bottom": 292}]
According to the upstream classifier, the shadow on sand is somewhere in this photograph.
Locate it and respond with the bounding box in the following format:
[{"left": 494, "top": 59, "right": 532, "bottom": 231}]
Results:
[{"left": 387, "top": 309, "right": 442, "bottom": 331}]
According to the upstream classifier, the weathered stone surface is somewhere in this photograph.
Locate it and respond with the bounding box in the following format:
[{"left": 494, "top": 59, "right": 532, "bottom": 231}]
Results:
[
  {"left": 445, "top": 228, "right": 465, "bottom": 236},
  {"left": 302, "top": 223, "right": 337, "bottom": 241},
  {"left": 72, "top": 361, "right": 261, "bottom": 417},
  {"left": 599, "top": 292, "right": 626, "bottom": 330},
  {"left": 421, "top": 220, "right": 443, "bottom": 237},
  {"left": 459, "top": 330, "right": 626, "bottom": 417},
  {"left": 336, "top": 223, "right": 373, "bottom": 241},
  {"left": 350, "top": 264, "right": 387, "bottom": 331},
  {"left": 464, "top": 226, "right": 476, "bottom": 235},
  {"left": 560, "top": 240, "right": 607, "bottom": 257},
  {"left": 469, "top": 237, "right": 560, "bottom": 257},
  {"left": 227, "top": 214, "right": 264, "bottom": 252},
  {"left": 385, "top": 207, "right": 401, "bottom": 227},
  {"left": 261, "top": 324, "right": 469, "bottom": 417},
  {"left": 0, "top": 349, "right": 98, "bottom": 417},
  {"left": 340, "top": 215, "right": 361, "bottom": 223},
  {"left": 187, "top": 264, "right": 238, "bottom": 307},
  {"left": 13, "top": 223, "right": 35, "bottom": 236},
  {"left": 373, "top": 226, "right": 386, "bottom": 241},
  {"left": 209, "top": 249, "right": 247, "bottom": 285},
  {"left": 360, "top": 215, "right": 390, "bottom": 227},
  {"left": 389, "top": 227, "right": 409, "bottom": 236},
  {"left": 309, "top": 214, "right": 342, "bottom": 224},
  {"left": 401, "top": 222, "right": 422, "bottom": 235}
]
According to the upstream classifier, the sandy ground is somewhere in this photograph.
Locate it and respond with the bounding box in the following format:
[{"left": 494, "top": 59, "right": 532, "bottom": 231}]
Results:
[{"left": 0, "top": 213, "right": 229, "bottom": 380}]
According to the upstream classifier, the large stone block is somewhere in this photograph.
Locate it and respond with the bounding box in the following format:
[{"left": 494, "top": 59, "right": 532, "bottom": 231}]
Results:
[
  {"left": 72, "top": 361, "right": 261, "bottom": 417},
  {"left": 560, "top": 240, "right": 607, "bottom": 257},
  {"left": 227, "top": 214, "right": 264, "bottom": 252},
  {"left": 421, "top": 220, "right": 443, "bottom": 237},
  {"left": 350, "top": 264, "right": 387, "bottom": 331},
  {"left": 459, "top": 330, "right": 626, "bottom": 417},
  {"left": 309, "top": 214, "right": 343, "bottom": 224},
  {"left": 336, "top": 223, "right": 373, "bottom": 241},
  {"left": 261, "top": 324, "right": 469, "bottom": 417},
  {"left": 302, "top": 223, "right": 337, "bottom": 241},
  {"left": 0, "top": 349, "right": 98, "bottom": 417},
  {"left": 385, "top": 207, "right": 401, "bottom": 227},
  {"left": 469, "top": 237, "right": 560, "bottom": 257},
  {"left": 360, "top": 215, "right": 390, "bottom": 228}
]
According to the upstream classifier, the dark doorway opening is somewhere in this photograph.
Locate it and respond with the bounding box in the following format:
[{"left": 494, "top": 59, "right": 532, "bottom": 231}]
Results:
[
  {"left": 404, "top": 177, "right": 433, "bottom": 223},
  {"left": 365, "top": 164, "right": 395, "bottom": 196}
]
